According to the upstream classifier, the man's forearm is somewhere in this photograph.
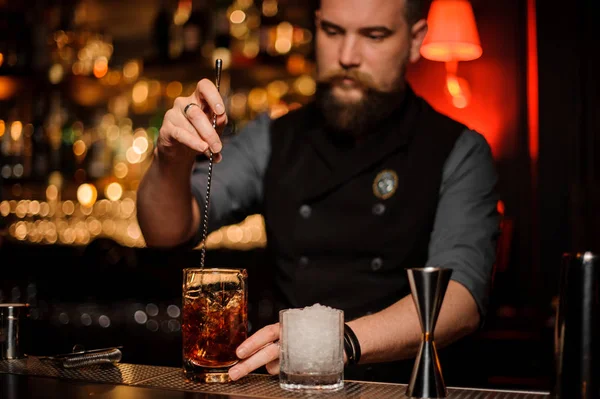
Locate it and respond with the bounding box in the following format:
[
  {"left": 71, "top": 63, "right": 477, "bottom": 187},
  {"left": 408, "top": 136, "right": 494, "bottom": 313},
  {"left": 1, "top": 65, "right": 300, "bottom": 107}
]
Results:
[
  {"left": 136, "top": 152, "right": 201, "bottom": 248},
  {"left": 347, "top": 280, "right": 480, "bottom": 364}
]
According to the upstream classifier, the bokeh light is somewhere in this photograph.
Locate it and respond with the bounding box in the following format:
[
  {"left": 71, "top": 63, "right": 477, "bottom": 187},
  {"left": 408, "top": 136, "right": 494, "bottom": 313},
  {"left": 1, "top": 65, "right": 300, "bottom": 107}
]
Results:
[{"left": 77, "top": 184, "right": 98, "bottom": 207}]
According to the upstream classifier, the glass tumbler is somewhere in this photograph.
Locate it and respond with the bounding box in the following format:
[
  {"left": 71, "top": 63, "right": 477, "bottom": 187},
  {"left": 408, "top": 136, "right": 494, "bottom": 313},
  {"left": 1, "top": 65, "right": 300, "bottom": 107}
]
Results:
[
  {"left": 279, "top": 305, "right": 344, "bottom": 391},
  {"left": 182, "top": 268, "right": 248, "bottom": 383}
]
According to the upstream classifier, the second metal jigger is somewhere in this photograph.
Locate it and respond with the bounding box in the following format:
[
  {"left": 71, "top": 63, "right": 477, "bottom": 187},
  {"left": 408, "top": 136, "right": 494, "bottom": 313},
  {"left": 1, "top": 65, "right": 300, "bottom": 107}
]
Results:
[
  {"left": 406, "top": 267, "right": 453, "bottom": 399},
  {"left": 199, "top": 58, "right": 222, "bottom": 269}
]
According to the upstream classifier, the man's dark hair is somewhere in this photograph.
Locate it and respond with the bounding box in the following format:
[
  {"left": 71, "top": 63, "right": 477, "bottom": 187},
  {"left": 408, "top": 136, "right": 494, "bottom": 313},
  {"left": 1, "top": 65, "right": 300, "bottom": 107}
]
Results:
[
  {"left": 312, "top": 0, "right": 430, "bottom": 26},
  {"left": 405, "top": 0, "right": 430, "bottom": 25}
]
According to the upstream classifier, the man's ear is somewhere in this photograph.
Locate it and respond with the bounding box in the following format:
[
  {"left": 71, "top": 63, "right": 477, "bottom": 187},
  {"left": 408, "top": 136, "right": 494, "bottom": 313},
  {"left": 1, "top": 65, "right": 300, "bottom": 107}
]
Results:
[{"left": 409, "top": 19, "right": 428, "bottom": 63}]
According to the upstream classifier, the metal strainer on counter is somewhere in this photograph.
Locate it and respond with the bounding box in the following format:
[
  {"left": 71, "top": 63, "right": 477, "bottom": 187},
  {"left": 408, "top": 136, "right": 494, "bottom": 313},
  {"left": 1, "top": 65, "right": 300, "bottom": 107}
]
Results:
[{"left": 39, "top": 346, "right": 123, "bottom": 369}]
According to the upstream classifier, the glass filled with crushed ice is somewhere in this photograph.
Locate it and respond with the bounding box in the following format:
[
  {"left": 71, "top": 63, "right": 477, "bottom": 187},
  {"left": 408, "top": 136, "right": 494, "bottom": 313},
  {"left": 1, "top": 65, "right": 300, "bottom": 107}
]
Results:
[{"left": 279, "top": 304, "right": 344, "bottom": 391}]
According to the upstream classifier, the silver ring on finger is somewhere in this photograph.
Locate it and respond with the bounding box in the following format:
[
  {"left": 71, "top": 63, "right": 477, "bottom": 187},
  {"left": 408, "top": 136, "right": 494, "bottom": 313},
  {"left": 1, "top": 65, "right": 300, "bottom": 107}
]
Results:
[{"left": 183, "top": 102, "right": 200, "bottom": 117}]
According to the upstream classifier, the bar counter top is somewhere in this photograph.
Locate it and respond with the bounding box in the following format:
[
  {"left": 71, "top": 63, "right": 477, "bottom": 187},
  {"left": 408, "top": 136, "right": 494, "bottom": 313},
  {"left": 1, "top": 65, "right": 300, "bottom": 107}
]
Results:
[{"left": 1, "top": 357, "right": 550, "bottom": 399}]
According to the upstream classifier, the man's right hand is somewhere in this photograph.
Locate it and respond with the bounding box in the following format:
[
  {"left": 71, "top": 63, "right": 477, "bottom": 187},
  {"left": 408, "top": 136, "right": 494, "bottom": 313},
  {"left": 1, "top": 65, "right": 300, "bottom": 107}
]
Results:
[
  {"left": 136, "top": 78, "right": 228, "bottom": 248},
  {"left": 157, "top": 78, "right": 228, "bottom": 165}
]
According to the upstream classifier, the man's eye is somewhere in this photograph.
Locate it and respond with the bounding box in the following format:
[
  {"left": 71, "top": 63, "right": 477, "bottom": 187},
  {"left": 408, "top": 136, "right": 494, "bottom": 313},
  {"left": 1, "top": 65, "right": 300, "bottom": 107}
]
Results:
[
  {"left": 367, "top": 34, "right": 385, "bottom": 41},
  {"left": 323, "top": 28, "right": 339, "bottom": 36}
]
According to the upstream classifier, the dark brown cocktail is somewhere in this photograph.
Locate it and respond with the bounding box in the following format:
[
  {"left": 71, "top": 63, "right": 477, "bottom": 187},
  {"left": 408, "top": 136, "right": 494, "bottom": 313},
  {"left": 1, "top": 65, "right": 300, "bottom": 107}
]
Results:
[{"left": 182, "top": 268, "right": 247, "bottom": 382}]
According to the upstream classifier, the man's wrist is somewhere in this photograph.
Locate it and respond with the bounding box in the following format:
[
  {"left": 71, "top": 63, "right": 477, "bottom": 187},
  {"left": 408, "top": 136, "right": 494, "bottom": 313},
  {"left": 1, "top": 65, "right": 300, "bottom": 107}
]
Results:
[
  {"left": 155, "top": 148, "right": 196, "bottom": 179},
  {"left": 343, "top": 323, "right": 361, "bottom": 366}
]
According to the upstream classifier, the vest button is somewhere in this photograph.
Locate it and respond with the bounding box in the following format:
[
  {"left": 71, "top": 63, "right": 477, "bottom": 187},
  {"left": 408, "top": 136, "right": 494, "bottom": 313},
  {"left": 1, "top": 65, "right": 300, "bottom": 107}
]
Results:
[
  {"left": 372, "top": 203, "right": 386, "bottom": 216},
  {"left": 371, "top": 257, "right": 383, "bottom": 271},
  {"left": 298, "top": 256, "right": 309, "bottom": 267},
  {"left": 299, "top": 204, "right": 312, "bottom": 219}
]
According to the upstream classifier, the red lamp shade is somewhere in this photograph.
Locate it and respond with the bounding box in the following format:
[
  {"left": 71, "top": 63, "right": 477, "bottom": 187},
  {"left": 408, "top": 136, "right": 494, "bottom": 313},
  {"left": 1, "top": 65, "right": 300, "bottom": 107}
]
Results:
[{"left": 420, "top": 0, "right": 482, "bottom": 62}]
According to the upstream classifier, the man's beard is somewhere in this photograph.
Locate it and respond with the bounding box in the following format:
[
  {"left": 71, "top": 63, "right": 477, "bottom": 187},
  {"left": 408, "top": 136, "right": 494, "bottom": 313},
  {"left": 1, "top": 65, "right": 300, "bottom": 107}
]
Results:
[{"left": 315, "top": 69, "right": 406, "bottom": 138}]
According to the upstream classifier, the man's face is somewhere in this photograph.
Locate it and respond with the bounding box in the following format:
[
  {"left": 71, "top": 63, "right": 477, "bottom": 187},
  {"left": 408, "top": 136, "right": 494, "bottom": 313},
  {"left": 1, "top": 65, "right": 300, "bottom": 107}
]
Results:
[{"left": 314, "top": 0, "right": 427, "bottom": 134}]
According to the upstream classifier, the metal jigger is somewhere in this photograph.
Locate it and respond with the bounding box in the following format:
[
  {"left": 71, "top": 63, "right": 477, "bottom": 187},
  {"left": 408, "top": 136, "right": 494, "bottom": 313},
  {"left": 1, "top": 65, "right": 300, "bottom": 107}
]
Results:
[{"left": 406, "top": 267, "right": 453, "bottom": 399}]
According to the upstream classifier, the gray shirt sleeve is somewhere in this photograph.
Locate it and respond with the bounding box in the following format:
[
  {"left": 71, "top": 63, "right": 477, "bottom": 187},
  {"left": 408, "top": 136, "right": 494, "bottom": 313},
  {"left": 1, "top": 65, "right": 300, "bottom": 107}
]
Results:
[
  {"left": 190, "top": 113, "right": 272, "bottom": 242},
  {"left": 425, "top": 129, "right": 500, "bottom": 322}
]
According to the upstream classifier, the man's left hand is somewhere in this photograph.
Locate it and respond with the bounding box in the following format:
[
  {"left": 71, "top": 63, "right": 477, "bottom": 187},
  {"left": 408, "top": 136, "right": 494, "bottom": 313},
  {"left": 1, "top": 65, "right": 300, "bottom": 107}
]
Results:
[{"left": 228, "top": 323, "right": 281, "bottom": 381}]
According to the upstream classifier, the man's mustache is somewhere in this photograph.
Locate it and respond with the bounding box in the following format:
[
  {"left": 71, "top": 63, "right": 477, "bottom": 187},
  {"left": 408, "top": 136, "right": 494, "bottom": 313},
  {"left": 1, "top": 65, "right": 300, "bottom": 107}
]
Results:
[{"left": 317, "top": 70, "right": 376, "bottom": 89}]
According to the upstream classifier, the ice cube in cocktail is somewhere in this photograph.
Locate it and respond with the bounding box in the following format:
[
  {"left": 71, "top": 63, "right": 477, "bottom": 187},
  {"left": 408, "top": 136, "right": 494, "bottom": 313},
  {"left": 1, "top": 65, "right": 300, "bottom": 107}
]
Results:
[
  {"left": 279, "top": 304, "right": 344, "bottom": 391},
  {"left": 182, "top": 268, "right": 248, "bottom": 383}
]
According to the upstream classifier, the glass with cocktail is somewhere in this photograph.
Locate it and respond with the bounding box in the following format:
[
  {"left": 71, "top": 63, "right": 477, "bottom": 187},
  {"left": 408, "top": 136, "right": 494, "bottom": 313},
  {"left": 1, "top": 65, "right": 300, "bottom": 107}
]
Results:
[{"left": 182, "top": 268, "right": 247, "bottom": 383}]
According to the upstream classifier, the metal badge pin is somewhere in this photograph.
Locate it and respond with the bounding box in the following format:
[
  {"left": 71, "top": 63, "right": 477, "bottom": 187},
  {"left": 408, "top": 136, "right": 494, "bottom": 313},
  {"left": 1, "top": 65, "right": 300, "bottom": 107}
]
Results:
[
  {"left": 199, "top": 58, "right": 222, "bottom": 269},
  {"left": 373, "top": 169, "right": 399, "bottom": 200}
]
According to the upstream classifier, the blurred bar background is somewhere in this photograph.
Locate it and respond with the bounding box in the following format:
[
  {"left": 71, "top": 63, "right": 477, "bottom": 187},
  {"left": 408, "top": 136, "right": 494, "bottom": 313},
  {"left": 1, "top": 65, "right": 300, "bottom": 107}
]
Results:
[{"left": 0, "top": 0, "right": 598, "bottom": 392}]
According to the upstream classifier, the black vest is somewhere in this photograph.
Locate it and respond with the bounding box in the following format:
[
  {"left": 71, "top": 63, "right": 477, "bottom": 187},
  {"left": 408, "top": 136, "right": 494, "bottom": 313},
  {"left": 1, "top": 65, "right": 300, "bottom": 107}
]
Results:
[{"left": 263, "top": 87, "right": 465, "bottom": 321}]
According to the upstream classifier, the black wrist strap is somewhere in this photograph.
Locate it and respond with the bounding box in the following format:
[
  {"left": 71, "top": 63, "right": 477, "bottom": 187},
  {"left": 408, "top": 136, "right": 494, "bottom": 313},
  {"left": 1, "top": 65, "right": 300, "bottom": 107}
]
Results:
[{"left": 343, "top": 323, "right": 361, "bottom": 366}]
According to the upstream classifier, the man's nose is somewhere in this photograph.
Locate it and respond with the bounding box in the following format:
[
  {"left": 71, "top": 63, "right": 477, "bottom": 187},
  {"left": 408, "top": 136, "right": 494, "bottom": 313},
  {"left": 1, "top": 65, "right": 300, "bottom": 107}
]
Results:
[{"left": 338, "top": 36, "right": 361, "bottom": 69}]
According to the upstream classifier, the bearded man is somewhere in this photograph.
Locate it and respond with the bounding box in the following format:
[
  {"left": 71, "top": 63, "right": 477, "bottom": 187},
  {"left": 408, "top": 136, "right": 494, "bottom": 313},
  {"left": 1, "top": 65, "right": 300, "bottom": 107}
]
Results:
[{"left": 136, "top": 0, "right": 500, "bottom": 383}]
